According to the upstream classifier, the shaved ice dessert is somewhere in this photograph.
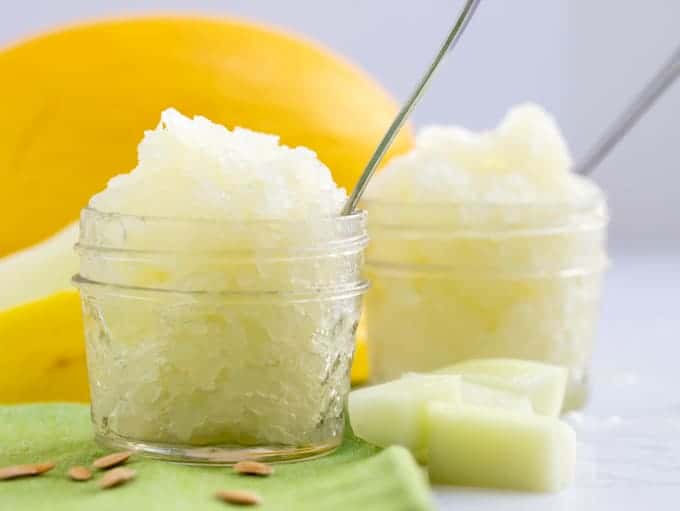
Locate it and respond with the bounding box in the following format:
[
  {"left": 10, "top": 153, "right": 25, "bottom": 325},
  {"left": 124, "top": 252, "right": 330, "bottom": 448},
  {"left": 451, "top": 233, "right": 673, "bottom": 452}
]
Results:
[
  {"left": 364, "top": 104, "right": 608, "bottom": 410},
  {"left": 89, "top": 109, "right": 346, "bottom": 220},
  {"left": 75, "top": 109, "right": 368, "bottom": 463}
]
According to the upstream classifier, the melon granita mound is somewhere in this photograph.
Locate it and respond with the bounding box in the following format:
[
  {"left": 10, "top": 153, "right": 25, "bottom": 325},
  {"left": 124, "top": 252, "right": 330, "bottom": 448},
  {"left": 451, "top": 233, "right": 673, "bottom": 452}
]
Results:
[
  {"left": 365, "top": 103, "right": 600, "bottom": 207},
  {"left": 90, "top": 108, "right": 347, "bottom": 220}
]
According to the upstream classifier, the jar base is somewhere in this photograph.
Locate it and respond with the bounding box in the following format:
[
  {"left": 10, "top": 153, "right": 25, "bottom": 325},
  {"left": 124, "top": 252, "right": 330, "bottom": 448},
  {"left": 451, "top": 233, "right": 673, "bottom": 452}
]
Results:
[{"left": 94, "top": 432, "right": 341, "bottom": 465}]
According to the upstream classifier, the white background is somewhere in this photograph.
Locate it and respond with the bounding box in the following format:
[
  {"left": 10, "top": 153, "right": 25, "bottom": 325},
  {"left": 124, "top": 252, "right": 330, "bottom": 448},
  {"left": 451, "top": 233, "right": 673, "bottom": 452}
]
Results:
[{"left": 2, "top": 2, "right": 679, "bottom": 509}]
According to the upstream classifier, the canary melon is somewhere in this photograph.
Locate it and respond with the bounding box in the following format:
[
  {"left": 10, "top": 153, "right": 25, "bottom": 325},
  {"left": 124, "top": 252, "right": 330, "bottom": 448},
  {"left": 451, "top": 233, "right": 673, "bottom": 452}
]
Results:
[
  {"left": 350, "top": 314, "right": 370, "bottom": 384},
  {"left": 0, "top": 290, "right": 88, "bottom": 403},
  {"left": 0, "top": 16, "right": 412, "bottom": 402},
  {"left": 0, "top": 15, "right": 413, "bottom": 256},
  {"left": 0, "top": 222, "right": 78, "bottom": 310}
]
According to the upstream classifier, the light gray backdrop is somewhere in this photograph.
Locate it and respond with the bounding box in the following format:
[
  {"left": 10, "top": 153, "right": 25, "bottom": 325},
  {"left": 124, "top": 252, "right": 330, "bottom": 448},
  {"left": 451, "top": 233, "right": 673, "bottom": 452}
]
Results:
[{"left": 1, "top": 0, "right": 678, "bottom": 252}]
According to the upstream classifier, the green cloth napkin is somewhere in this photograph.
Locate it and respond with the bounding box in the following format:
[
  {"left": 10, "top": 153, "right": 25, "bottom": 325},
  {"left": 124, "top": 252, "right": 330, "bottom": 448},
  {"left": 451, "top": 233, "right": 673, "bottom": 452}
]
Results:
[{"left": 0, "top": 404, "right": 433, "bottom": 511}]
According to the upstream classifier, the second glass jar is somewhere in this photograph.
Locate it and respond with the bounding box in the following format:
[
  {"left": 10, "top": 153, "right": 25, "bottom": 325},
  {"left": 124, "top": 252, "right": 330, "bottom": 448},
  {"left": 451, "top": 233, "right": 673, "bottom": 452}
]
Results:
[{"left": 364, "top": 194, "right": 608, "bottom": 410}]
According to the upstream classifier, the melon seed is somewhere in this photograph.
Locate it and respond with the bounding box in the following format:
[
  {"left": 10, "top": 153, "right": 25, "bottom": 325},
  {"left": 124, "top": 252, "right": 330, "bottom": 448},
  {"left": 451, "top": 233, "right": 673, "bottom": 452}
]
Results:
[
  {"left": 215, "top": 489, "right": 261, "bottom": 506},
  {"left": 233, "top": 461, "right": 274, "bottom": 477},
  {"left": 0, "top": 462, "right": 55, "bottom": 480},
  {"left": 93, "top": 451, "right": 132, "bottom": 469},
  {"left": 98, "top": 467, "right": 136, "bottom": 489},
  {"left": 68, "top": 466, "right": 92, "bottom": 481}
]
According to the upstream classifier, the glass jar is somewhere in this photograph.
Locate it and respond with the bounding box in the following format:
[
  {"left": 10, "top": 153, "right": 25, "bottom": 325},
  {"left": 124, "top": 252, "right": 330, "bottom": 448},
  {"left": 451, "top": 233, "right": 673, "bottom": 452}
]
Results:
[
  {"left": 73, "top": 207, "right": 368, "bottom": 464},
  {"left": 364, "top": 192, "right": 608, "bottom": 410}
]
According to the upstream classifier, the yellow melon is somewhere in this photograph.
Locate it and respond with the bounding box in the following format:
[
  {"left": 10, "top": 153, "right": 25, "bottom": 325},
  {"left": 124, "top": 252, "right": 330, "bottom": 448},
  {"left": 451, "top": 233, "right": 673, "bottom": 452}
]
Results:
[
  {"left": 0, "top": 15, "right": 412, "bottom": 256},
  {"left": 0, "top": 290, "right": 88, "bottom": 403},
  {"left": 0, "top": 16, "right": 408, "bottom": 402},
  {"left": 351, "top": 315, "right": 370, "bottom": 384},
  {"left": 0, "top": 221, "right": 78, "bottom": 310}
]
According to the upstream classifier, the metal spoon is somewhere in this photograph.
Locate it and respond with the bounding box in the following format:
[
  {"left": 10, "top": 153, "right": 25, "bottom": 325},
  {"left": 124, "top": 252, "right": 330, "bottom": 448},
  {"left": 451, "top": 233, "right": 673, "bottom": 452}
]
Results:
[
  {"left": 574, "top": 43, "right": 680, "bottom": 175},
  {"left": 341, "top": 0, "right": 481, "bottom": 215}
]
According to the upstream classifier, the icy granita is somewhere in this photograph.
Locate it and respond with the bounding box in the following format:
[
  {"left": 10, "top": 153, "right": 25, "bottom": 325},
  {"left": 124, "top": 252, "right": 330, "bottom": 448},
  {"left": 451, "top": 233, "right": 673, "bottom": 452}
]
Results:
[
  {"left": 363, "top": 104, "right": 608, "bottom": 410},
  {"left": 74, "top": 109, "right": 368, "bottom": 463}
]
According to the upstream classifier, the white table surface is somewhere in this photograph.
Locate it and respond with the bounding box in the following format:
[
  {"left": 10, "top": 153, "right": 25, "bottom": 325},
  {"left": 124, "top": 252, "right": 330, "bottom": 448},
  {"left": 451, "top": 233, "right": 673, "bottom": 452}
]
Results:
[{"left": 434, "top": 251, "right": 680, "bottom": 510}]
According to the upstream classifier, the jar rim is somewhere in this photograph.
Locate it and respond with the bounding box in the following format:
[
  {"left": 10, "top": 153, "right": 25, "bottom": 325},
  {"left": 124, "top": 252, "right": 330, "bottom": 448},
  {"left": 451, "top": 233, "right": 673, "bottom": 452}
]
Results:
[
  {"left": 361, "top": 187, "right": 605, "bottom": 213},
  {"left": 365, "top": 259, "right": 609, "bottom": 279},
  {"left": 78, "top": 206, "right": 369, "bottom": 253},
  {"left": 361, "top": 187, "right": 607, "bottom": 234},
  {"left": 81, "top": 206, "right": 367, "bottom": 227}
]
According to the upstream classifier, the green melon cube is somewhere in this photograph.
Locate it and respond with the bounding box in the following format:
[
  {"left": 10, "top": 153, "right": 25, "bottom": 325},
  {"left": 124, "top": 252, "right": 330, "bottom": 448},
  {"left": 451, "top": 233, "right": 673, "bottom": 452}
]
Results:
[
  {"left": 348, "top": 375, "right": 461, "bottom": 461},
  {"left": 437, "top": 358, "right": 568, "bottom": 416},
  {"left": 427, "top": 403, "right": 576, "bottom": 492},
  {"left": 402, "top": 373, "right": 533, "bottom": 413},
  {"left": 459, "top": 381, "right": 533, "bottom": 413}
]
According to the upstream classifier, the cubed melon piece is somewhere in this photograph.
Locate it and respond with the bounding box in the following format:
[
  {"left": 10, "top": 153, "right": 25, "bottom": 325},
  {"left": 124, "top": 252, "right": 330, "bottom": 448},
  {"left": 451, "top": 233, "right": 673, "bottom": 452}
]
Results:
[
  {"left": 402, "top": 373, "right": 532, "bottom": 413},
  {"left": 348, "top": 375, "right": 461, "bottom": 461},
  {"left": 460, "top": 381, "right": 533, "bottom": 413},
  {"left": 427, "top": 403, "right": 576, "bottom": 492},
  {"left": 437, "top": 358, "right": 568, "bottom": 416}
]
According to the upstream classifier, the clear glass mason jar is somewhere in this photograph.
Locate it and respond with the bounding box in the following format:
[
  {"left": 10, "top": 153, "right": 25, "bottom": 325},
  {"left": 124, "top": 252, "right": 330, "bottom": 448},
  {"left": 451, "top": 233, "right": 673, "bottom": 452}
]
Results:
[
  {"left": 73, "top": 207, "right": 368, "bottom": 464},
  {"left": 363, "top": 191, "right": 608, "bottom": 411}
]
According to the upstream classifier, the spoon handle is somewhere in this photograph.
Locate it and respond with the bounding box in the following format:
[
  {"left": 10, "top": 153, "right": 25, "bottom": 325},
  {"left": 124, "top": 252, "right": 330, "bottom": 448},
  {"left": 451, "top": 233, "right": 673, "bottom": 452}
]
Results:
[
  {"left": 341, "top": 0, "right": 481, "bottom": 215},
  {"left": 574, "top": 43, "right": 680, "bottom": 176}
]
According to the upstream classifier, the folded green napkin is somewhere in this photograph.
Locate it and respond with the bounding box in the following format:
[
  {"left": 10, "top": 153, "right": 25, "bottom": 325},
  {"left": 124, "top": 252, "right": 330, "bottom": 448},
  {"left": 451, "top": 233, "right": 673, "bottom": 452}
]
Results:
[{"left": 0, "top": 404, "right": 433, "bottom": 511}]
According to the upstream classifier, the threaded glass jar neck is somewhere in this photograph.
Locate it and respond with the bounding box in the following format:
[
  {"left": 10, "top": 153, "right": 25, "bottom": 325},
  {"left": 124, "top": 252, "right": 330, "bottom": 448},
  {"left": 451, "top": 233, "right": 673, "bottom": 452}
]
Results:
[
  {"left": 77, "top": 207, "right": 368, "bottom": 252},
  {"left": 74, "top": 207, "right": 369, "bottom": 295},
  {"left": 362, "top": 188, "right": 607, "bottom": 236},
  {"left": 363, "top": 192, "right": 608, "bottom": 277}
]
